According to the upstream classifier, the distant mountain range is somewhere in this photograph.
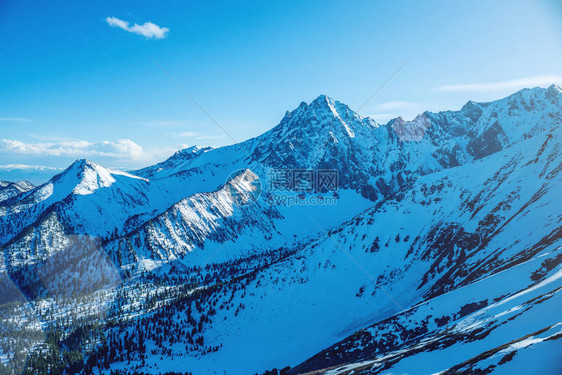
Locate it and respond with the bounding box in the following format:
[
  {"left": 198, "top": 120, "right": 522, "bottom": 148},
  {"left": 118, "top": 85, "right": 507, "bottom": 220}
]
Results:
[
  {"left": 0, "top": 85, "right": 560, "bottom": 375},
  {"left": 0, "top": 180, "right": 34, "bottom": 202}
]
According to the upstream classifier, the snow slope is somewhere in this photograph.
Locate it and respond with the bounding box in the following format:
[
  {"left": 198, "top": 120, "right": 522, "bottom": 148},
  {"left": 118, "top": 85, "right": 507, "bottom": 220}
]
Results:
[
  {"left": 298, "top": 252, "right": 562, "bottom": 374},
  {"left": 93, "top": 115, "right": 561, "bottom": 374}
]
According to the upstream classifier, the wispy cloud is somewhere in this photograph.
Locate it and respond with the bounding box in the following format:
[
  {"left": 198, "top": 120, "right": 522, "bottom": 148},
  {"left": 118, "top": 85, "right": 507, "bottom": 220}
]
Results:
[
  {"left": 0, "top": 139, "right": 145, "bottom": 160},
  {"left": 367, "top": 101, "right": 430, "bottom": 123},
  {"left": 434, "top": 75, "right": 562, "bottom": 92},
  {"left": 0, "top": 164, "right": 65, "bottom": 185},
  {"left": 0, "top": 164, "right": 63, "bottom": 171},
  {"left": 195, "top": 135, "right": 226, "bottom": 140},
  {"left": 106, "top": 17, "right": 169, "bottom": 39},
  {"left": 0, "top": 138, "right": 193, "bottom": 169},
  {"left": 0, "top": 118, "right": 33, "bottom": 122},
  {"left": 177, "top": 131, "right": 199, "bottom": 138}
]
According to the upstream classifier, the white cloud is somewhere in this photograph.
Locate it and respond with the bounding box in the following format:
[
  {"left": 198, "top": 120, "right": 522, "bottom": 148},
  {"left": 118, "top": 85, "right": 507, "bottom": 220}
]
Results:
[
  {"left": 106, "top": 16, "right": 169, "bottom": 39},
  {"left": 106, "top": 16, "right": 129, "bottom": 29},
  {"left": 0, "top": 164, "right": 63, "bottom": 171},
  {"left": 97, "top": 139, "right": 144, "bottom": 159},
  {"left": 434, "top": 75, "right": 562, "bottom": 92},
  {"left": 0, "top": 138, "right": 146, "bottom": 160},
  {"left": 0, "top": 139, "right": 196, "bottom": 170}
]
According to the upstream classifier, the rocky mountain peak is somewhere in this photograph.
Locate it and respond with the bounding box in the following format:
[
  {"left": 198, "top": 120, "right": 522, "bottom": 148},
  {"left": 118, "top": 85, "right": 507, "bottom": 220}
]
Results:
[
  {"left": 172, "top": 145, "right": 212, "bottom": 159},
  {"left": 391, "top": 114, "right": 432, "bottom": 142},
  {"left": 270, "top": 95, "right": 376, "bottom": 146}
]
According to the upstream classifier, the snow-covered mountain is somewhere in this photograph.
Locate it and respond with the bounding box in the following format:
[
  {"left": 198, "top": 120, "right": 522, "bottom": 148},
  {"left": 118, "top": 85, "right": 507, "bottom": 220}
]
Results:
[
  {"left": 3, "top": 86, "right": 561, "bottom": 270},
  {"left": 0, "top": 85, "right": 560, "bottom": 375},
  {"left": 0, "top": 180, "right": 34, "bottom": 202},
  {"left": 88, "top": 119, "right": 560, "bottom": 374},
  {"left": 133, "top": 145, "right": 213, "bottom": 179}
]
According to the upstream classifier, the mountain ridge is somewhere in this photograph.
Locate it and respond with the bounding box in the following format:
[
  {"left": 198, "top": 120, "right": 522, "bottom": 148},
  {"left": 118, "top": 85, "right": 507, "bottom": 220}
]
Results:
[
  {"left": 0, "top": 180, "right": 34, "bottom": 202},
  {"left": 79, "top": 121, "right": 561, "bottom": 374},
  {"left": 1, "top": 85, "right": 561, "bottom": 375},
  {"left": 1, "top": 86, "right": 561, "bottom": 262}
]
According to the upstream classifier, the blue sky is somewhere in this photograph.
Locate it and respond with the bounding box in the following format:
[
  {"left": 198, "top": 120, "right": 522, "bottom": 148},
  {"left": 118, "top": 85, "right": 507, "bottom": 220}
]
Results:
[{"left": 1, "top": 0, "right": 561, "bottom": 183}]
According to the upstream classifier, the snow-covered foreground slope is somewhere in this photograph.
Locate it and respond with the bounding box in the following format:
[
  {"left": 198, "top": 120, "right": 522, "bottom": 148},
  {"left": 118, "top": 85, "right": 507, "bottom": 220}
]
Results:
[
  {"left": 296, "top": 250, "right": 562, "bottom": 374},
  {"left": 88, "top": 119, "right": 560, "bottom": 374}
]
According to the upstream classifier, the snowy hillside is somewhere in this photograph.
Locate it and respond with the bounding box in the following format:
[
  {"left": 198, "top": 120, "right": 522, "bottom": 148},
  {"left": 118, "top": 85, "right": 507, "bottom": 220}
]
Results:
[
  {"left": 294, "top": 249, "right": 562, "bottom": 374},
  {"left": 0, "top": 86, "right": 560, "bottom": 375},
  {"left": 86, "top": 121, "right": 560, "bottom": 374}
]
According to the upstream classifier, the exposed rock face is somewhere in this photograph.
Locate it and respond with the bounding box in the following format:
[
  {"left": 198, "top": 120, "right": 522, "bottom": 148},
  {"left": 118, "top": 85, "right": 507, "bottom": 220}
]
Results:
[{"left": 391, "top": 114, "right": 432, "bottom": 141}]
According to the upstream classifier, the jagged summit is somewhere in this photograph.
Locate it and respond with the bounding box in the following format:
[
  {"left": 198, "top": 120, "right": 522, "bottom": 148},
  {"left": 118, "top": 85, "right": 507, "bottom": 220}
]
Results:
[
  {"left": 133, "top": 145, "right": 213, "bottom": 179},
  {"left": 73, "top": 162, "right": 117, "bottom": 195},
  {"left": 267, "top": 94, "right": 377, "bottom": 144},
  {"left": 469, "top": 84, "right": 562, "bottom": 108},
  {"left": 52, "top": 158, "right": 104, "bottom": 184},
  {"left": 288, "top": 94, "right": 363, "bottom": 122},
  {"left": 68, "top": 158, "right": 93, "bottom": 170},
  {"left": 391, "top": 114, "right": 432, "bottom": 142},
  {"left": 172, "top": 145, "right": 213, "bottom": 158},
  {"left": 63, "top": 158, "right": 138, "bottom": 179},
  {"left": 546, "top": 83, "right": 562, "bottom": 98},
  {"left": 248, "top": 94, "right": 380, "bottom": 175},
  {"left": 313, "top": 93, "right": 330, "bottom": 101},
  {"left": 309, "top": 93, "right": 335, "bottom": 108}
]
